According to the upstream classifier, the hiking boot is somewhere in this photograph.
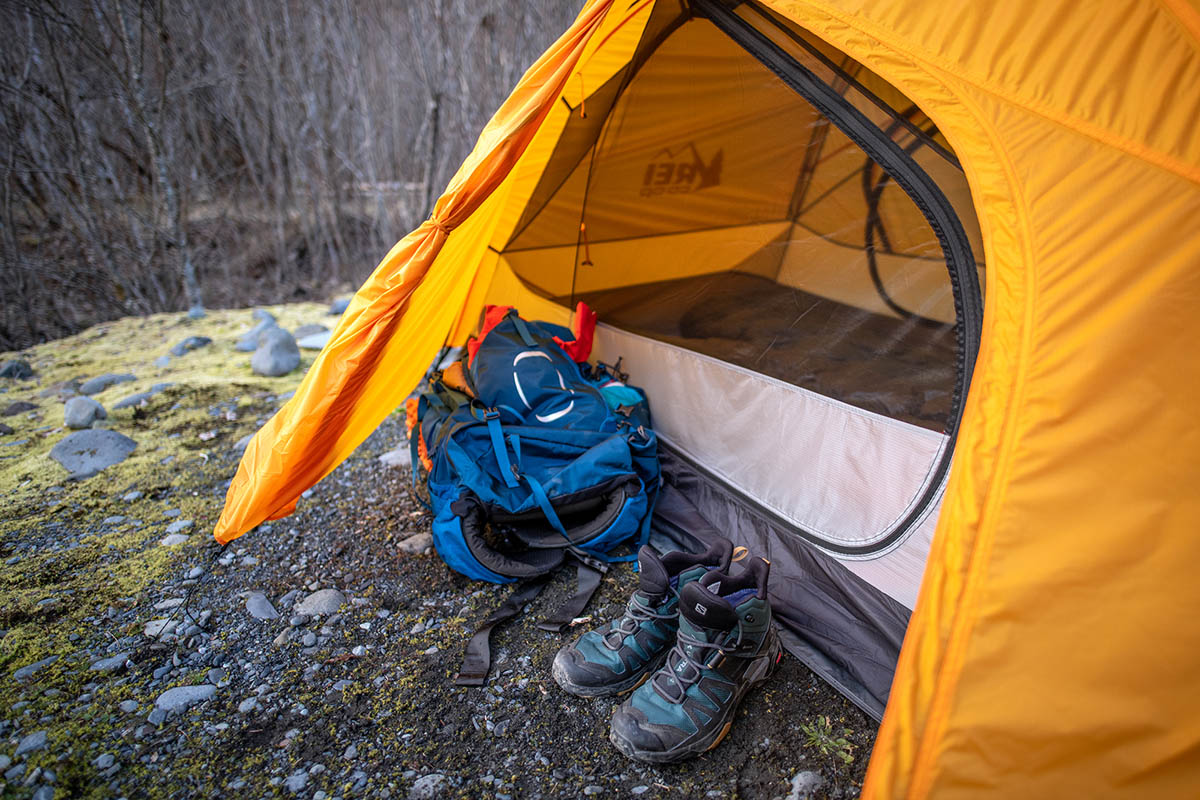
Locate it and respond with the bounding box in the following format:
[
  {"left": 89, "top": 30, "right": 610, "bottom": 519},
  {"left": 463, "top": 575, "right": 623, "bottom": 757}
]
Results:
[
  {"left": 609, "top": 556, "right": 781, "bottom": 763},
  {"left": 551, "top": 539, "right": 733, "bottom": 697}
]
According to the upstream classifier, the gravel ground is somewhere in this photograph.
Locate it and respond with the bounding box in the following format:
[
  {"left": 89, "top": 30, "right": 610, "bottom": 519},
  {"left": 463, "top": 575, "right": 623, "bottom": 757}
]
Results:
[{"left": 0, "top": 308, "right": 874, "bottom": 799}]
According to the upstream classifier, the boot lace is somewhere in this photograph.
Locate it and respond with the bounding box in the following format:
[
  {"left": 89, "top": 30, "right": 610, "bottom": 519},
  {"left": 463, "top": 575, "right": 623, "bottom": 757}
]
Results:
[
  {"left": 602, "top": 591, "right": 676, "bottom": 650},
  {"left": 651, "top": 622, "right": 743, "bottom": 704}
]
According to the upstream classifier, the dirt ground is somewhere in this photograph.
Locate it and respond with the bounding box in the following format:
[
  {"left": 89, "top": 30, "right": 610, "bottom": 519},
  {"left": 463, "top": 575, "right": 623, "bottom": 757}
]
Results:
[{"left": 0, "top": 308, "right": 875, "bottom": 799}]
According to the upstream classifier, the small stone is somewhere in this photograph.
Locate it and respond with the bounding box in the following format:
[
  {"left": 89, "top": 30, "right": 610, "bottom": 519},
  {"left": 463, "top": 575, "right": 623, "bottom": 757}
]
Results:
[
  {"left": 293, "top": 323, "right": 329, "bottom": 339},
  {"left": 0, "top": 360, "right": 34, "bottom": 380},
  {"left": 284, "top": 771, "right": 308, "bottom": 793},
  {"left": 123, "top": 490, "right": 143, "bottom": 502},
  {"left": 237, "top": 697, "right": 259, "bottom": 714},
  {"left": 302, "top": 631, "right": 317, "bottom": 647},
  {"left": 159, "top": 534, "right": 190, "bottom": 547},
  {"left": 119, "top": 700, "right": 138, "bottom": 713},
  {"left": 31, "top": 786, "right": 54, "bottom": 800},
  {"left": 408, "top": 774, "right": 446, "bottom": 800},
  {"left": 15, "top": 730, "right": 47, "bottom": 756},
  {"left": 186, "top": 566, "right": 204, "bottom": 579},
  {"left": 253, "top": 309, "right": 276, "bottom": 323},
  {"left": 103, "top": 515, "right": 126, "bottom": 525},
  {"left": 207, "top": 668, "right": 227, "bottom": 685},
  {"left": 273, "top": 629, "right": 294, "bottom": 648},
  {"left": 246, "top": 592, "right": 279, "bottom": 620},
  {"left": 296, "top": 589, "right": 345, "bottom": 616},
  {"left": 187, "top": 304, "right": 206, "bottom": 319},
  {"left": 786, "top": 770, "right": 825, "bottom": 800},
  {"left": 1, "top": 401, "right": 36, "bottom": 416},
  {"left": 163, "top": 508, "right": 182, "bottom": 518},
  {"left": 297, "top": 331, "right": 332, "bottom": 350},
  {"left": 397, "top": 533, "right": 432, "bottom": 554},
  {"left": 50, "top": 429, "right": 136, "bottom": 478},
  {"left": 79, "top": 373, "right": 135, "bottom": 395},
  {"left": 351, "top": 645, "right": 366, "bottom": 657},
  {"left": 288, "top": 614, "right": 311, "bottom": 627},
  {"left": 342, "top": 744, "right": 358, "bottom": 760},
  {"left": 14, "top": 656, "right": 57, "bottom": 682},
  {"left": 64, "top": 396, "right": 107, "bottom": 429},
  {"left": 155, "top": 684, "right": 216, "bottom": 713},
  {"left": 236, "top": 320, "right": 279, "bottom": 352},
  {"left": 93, "top": 753, "right": 115, "bottom": 769},
  {"left": 154, "top": 598, "right": 184, "bottom": 610},
  {"left": 169, "top": 336, "right": 212, "bottom": 357},
  {"left": 165, "top": 519, "right": 193, "bottom": 534},
  {"left": 584, "top": 786, "right": 603, "bottom": 796},
  {"left": 328, "top": 297, "right": 351, "bottom": 315},
  {"left": 631, "top": 788, "right": 650, "bottom": 796},
  {"left": 89, "top": 653, "right": 130, "bottom": 673},
  {"left": 147, "top": 708, "right": 167, "bottom": 726},
  {"left": 144, "top": 619, "right": 175, "bottom": 637},
  {"left": 153, "top": 355, "right": 171, "bottom": 368},
  {"left": 4, "top": 764, "right": 24, "bottom": 782},
  {"left": 379, "top": 448, "right": 412, "bottom": 469},
  {"left": 251, "top": 329, "right": 301, "bottom": 377}
]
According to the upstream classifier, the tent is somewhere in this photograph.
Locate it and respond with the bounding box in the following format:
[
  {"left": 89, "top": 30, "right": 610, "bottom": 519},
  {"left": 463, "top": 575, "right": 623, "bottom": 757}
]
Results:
[{"left": 214, "top": 0, "right": 1200, "bottom": 796}]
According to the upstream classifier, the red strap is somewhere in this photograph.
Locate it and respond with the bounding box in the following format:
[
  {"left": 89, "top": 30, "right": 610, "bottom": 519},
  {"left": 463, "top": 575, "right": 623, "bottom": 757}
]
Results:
[{"left": 467, "top": 305, "right": 514, "bottom": 366}]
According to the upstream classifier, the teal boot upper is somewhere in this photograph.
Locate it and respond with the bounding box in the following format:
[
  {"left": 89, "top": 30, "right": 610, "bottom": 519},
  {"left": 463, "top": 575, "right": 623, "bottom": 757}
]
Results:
[
  {"left": 609, "top": 556, "right": 781, "bottom": 763},
  {"left": 552, "top": 539, "right": 732, "bottom": 697}
]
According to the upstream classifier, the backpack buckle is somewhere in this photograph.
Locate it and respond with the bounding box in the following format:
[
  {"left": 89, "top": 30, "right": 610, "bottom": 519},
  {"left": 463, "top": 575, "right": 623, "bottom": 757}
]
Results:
[{"left": 483, "top": 407, "right": 500, "bottom": 421}]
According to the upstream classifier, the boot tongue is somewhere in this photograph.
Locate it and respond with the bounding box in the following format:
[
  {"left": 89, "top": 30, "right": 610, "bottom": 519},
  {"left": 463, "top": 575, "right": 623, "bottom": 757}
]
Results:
[
  {"left": 636, "top": 546, "right": 670, "bottom": 596},
  {"left": 679, "top": 581, "right": 739, "bottom": 632}
]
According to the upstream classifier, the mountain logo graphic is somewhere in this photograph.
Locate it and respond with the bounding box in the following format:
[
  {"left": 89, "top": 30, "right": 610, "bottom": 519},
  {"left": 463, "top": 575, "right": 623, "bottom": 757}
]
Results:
[{"left": 639, "top": 142, "right": 723, "bottom": 198}]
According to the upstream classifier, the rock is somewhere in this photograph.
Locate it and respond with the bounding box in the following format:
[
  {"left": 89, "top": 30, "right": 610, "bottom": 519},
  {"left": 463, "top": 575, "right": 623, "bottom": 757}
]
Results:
[
  {"left": 296, "top": 589, "right": 345, "bottom": 616},
  {"left": 233, "top": 434, "right": 254, "bottom": 453},
  {"left": 187, "top": 304, "right": 207, "bottom": 319},
  {"left": 13, "top": 656, "right": 57, "bottom": 683},
  {"left": 165, "top": 520, "right": 193, "bottom": 534},
  {"left": 79, "top": 373, "right": 135, "bottom": 395},
  {"left": 119, "top": 700, "right": 139, "bottom": 713},
  {"left": 297, "top": 331, "right": 332, "bottom": 350},
  {"left": 103, "top": 515, "right": 126, "bottom": 524},
  {"left": 409, "top": 774, "right": 446, "bottom": 800},
  {"left": 237, "top": 697, "right": 260, "bottom": 714},
  {"left": 50, "top": 430, "right": 137, "bottom": 478},
  {"left": 154, "top": 684, "right": 216, "bottom": 713},
  {"left": 170, "top": 336, "right": 212, "bottom": 357},
  {"left": 4, "top": 764, "right": 24, "bottom": 782},
  {"left": 159, "top": 534, "right": 190, "bottom": 547},
  {"left": 207, "top": 668, "right": 227, "bottom": 685},
  {"left": 14, "top": 730, "right": 47, "bottom": 756},
  {"left": 147, "top": 708, "right": 167, "bottom": 726},
  {"left": 1, "top": 401, "right": 36, "bottom": 416},
  {"left": 379, "top": 448, "right": 412, "bottom": 469},
  {"left": 153, "top": 355, "right": 171, "bottom": 369},
  {"left": 328, "top": 297, "right": 351, "bottom": 315},
  {"left": 351, "top": 645, "right": 367, "bottom": 657},
  {"left": 144, "top": 619, "right": 175, "bottom": 637},
  {"left": 342, "top": 744, "right": 357, "bottom": 760},
  {"left": 186, "top": 566, "right": 205, "bottom": 579},
  {"left": 273, "top": 629, "right": 294, "bottom": 647},
  {"left": 112, "top": 392, "right": 152, "bottom": 410},
  {"left": 64, "top": 396, "right": 107, "bottom": 429},
  {"left": 786, "top": 770, "right": 825, "bottom": 800},
  {"left": 253, "top": 309, "right": 276, "bottom": 324},
  {"left": 0, "top": 423, "right": 12, "bottom": 435},
  {"left": 301, "top": 631, "right": 317, "bottom": 647},
  {"left": 236, "top": 320, "right": 279, "bottom": 352},
  {"left": 251, "top": 329, "right": 301, "bottom": 377},
  {"left": 246, "top": 592, "right": 279, "bottom": 620},
  {"left": 293, "top": 323, "right": 329, "bottom": 339},
  {"left": 89, "top": 653, "right": 130, "bottom": 673},
  {"left": 123, "top": 490, "right": 143, "bottom": 501},
  {"left": 31, "top": 786, "right": 54, "bottom": 800},
  {"left": 284, "top": 771, "right": 308, "bottom": 793},
  {"left": 163, "top": 508, "right": 182, "bottom": 518},
  {"left": 584, "top": 786, "right": 604, "bottom": 795},
  {"left": 93, "top": 753, "right": 115, "bottom": 769},
  {"left": 397, "top": 533, "right": 432, "bottom": 555},
  {"left": 631, "top": 787, "right": 650, "bottom": 795},
  {"left": 0, "top": 360, "right": 34, "bottom": 380}
]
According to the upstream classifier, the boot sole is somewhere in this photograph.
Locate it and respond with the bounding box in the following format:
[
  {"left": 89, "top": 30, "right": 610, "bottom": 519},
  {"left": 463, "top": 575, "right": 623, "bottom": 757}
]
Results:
[
  {"left": 609, "top": 627, "right": 783, "bottom": 764},
  {"left": 551, "top": 646, "right": 670, "bottom": 699}
]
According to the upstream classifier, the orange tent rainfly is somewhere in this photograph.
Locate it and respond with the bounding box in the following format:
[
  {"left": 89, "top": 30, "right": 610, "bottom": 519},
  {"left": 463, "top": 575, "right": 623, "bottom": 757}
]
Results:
[{"left": 216, "top": 1, "right": 1200, "bottom": 796}]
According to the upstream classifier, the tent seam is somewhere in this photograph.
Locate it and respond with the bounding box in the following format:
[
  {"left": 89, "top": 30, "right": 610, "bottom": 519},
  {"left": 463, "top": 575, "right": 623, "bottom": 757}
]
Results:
[
  {"left": 904, "top": 81, "right": 1040, "bottom": 800},
  {"left": 792, "top": 0, "right": 1200, "bottom": 187},
  {"left": 1156, "top": 0, "right": 1200, "bottom": 48}
]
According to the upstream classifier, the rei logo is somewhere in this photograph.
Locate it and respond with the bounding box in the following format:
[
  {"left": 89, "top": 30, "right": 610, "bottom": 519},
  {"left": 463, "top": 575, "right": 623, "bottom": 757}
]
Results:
[{"left": 639, "top": 142, "right": 723, "bottom": 198}]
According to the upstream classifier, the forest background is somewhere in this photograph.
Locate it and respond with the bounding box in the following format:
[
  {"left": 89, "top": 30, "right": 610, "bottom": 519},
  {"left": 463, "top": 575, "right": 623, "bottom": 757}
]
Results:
[{"left": 0, "top": 0, "right": 575, "bottom": 351}]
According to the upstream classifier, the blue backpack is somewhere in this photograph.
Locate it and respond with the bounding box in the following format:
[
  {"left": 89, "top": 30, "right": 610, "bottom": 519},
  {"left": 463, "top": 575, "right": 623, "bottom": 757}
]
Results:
[{"left": 409, "top": 307, "right": 660, "bottom": 586}]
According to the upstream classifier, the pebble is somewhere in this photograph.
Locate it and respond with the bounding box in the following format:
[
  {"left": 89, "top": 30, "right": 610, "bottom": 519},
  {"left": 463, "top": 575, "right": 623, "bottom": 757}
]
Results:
[
  {"left": 301, "top": 631, "right": 317, "bottom": 647},
  {"left": 159, "top": 534, "right": 190, "bottom": 547},
  {"left": 288, "top": 614, "right": 311, "bottom": 627},
  {"left": 379, "top": 448, "right": 412, "bottom": 468},
  {"left": 284, "top": 771, "right": 308, "bottom": 793},
  {"left": 144, "top": 619, "right": 175, "bottom": 637},
  {"left": 236, "top": 320, "right": 279, "bottom": 352},
  {"left": 169, "top": 336, "right": 212, "bottom": 357},
  {"left": 237, "top": 697, "right": 260, "bottom": 714},
  {"left": 186, "top": 566, "right": 205, "bottom": 579},
  {"left": 13, "top": 656, "right": 57, "bottom": 683},
  {"left": 786, "top": 770, "right": 825, "bottom": 800},
  {"left": 297, "top": 331, "right": 332, "bottom": 350},
  {"left": 153, "top": 355, "right": 171, "bottom": 368},
  {"left": 207, "top": 668, "right": 227, "bottom": 685},
  {"left": 63, "top": 396, "right": 107, "bottom": 429},
  {"left": 89, "top": 653, "right": 130, "bottom": 673},
  {"left": 14, "top": 730, "right": 47, "bottom": 756},
  {"left": 123, "top": 490, "right": 143, "bottom": 502},
  {"left": 331, "top": 679, "right": 353, "bottom": 692},
  {"left": 163, "top": 508, "right": 182, "bottom": 518},
  {"left": 79, "top": 373, "right": 135, "bottom": 395},
  {"left": 296, "top": 589, "right": 345, "bottom": 616},
  {"left": 397, "top": 533, "right": 432, "bottom": 554},
  {"left": 31, "top": 787, "right": 54, "bottom": 800},
  {"left": 49, "top": 429, "right": 136, "bottom": 478},
  {"left": 165, "top": 519, "right": 193, "bottom": 534},
  {"left": 119, "top": 700, "right": 139, "bottom": 713},
  {"left": 293, "top": 323, "right": 328, "bottom": 339},
  {"left": 246, "top": 592, "right": 279, "bottom": 620},
  {"left": 342, "top": 744, "right": 357, "bottom": 760},
  {"left": 631, "top": 789, "right": 650, "bottom": 796},
  {"left": 351, "top": 645, "right": 367, "bottom": 657},
  {"left": 94, "top": 753, "right": 115, "bottom": 769},
  {"left": 103, "top": 515, "right": 126, "bottom": 525},
  {"left": 147, "top": 708, "right": 167, "bottom": 726},
  {"left": 154, "top": 684, "right": 216, "bottom": 713},
  {"left": 584, "top": 786, "right": 604, "bottom": 796},
  {"left": 0, "top": 400, "right": 36, "bottom": 416},
  {"left": 0, "top": 360, "right": 34, "bottom": 379},
  {"left": 4, "top": 764, "right": 24, "bottom": 782},
  {"left": 273, "top": 629, "right": 294, "bottom": 648},
  {"left": 154, "top": 598, "right": 184, "bottom": 610},
  {"left": 328, "top": 297, "right": 351, "bottom": 315},
  {"left": 408, "top": 774, "right": 446, "bottom": 800}
]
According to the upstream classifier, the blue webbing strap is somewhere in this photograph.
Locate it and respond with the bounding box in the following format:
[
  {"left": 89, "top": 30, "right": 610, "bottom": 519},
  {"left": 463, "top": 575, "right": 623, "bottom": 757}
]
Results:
[
  {"left": 485, "top": 411, "right": 519, "bottom": 489},
  {"left": 510, "top": 313, "right": 537, "bottom": 347},
  {"left": 523, "top": 473, "right": 570, "bottom": 542}
]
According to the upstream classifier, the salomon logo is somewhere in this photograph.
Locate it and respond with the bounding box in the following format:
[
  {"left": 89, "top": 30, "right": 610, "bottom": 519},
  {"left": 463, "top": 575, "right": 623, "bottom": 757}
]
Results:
[
  {"left": 694, "top": 602, "right": 708, "bottom": 615},
  {"left": 640, "top": 142, "right": 723, "bottom": 198}
]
